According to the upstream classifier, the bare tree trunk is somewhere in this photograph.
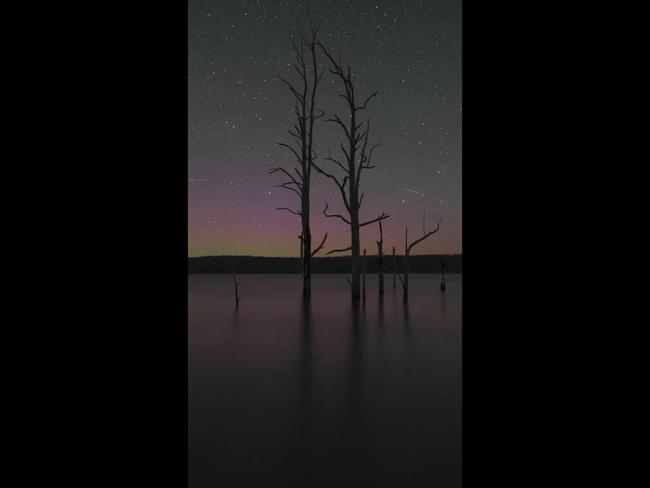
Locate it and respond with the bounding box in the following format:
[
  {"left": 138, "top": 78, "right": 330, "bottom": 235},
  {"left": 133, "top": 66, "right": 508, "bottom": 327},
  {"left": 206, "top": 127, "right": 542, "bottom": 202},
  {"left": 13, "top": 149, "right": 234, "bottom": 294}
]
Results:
[
  {"left": 377, "top": 220, "right": 384, "bottom": 296},
  {"left": 392, "top": 245, "right": 396, "bottom": 290}
]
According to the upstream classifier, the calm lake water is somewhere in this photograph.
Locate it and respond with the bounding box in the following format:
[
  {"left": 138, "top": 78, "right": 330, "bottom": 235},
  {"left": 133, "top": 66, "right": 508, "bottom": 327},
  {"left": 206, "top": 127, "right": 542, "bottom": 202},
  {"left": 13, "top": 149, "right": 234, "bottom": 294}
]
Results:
[{"left": 189, "top": 274, "right": 462, "bottom": 488}]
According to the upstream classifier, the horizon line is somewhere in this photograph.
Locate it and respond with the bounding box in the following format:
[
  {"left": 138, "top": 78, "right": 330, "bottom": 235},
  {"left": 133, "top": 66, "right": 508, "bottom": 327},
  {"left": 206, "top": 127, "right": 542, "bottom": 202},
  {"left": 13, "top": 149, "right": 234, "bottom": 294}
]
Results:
[{"left": 189, "top": 253, "right": 463, "bottom": 259}]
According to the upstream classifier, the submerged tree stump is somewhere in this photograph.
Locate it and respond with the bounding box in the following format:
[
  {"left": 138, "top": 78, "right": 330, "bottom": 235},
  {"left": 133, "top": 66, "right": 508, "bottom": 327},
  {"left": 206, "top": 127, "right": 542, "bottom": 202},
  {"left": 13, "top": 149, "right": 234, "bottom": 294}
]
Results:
[
  {"left": 440, "top": 260, "right": 446, "bottom": 292},
  {"left": 232, "top": 275, "right": 241, "bottom": 308}
]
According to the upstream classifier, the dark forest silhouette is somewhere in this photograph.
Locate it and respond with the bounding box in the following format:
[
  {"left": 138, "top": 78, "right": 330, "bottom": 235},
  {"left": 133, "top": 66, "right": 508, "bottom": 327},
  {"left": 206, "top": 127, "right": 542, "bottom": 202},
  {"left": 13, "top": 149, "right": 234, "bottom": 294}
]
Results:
[{"left": 189, "top": 254, "right": 461, "bottom": 274}]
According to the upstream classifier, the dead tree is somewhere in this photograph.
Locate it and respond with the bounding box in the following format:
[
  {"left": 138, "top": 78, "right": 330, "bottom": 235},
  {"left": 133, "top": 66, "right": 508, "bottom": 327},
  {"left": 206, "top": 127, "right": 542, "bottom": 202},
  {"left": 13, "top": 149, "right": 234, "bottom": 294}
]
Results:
[
  {"left": 232, "top": 275, "right": 241, "bottom": 308},
  {"left": 313, "top": 43, "right": 389, "bottom": 302},
  {"left": 377, "top": 220, "right": 384, "bottom": 296},
  {"left": 271, "top": 22, "right": 327, "bottom": 299},
  {"left": 397, "top": 213, "right": 441, "bottom": 301}
]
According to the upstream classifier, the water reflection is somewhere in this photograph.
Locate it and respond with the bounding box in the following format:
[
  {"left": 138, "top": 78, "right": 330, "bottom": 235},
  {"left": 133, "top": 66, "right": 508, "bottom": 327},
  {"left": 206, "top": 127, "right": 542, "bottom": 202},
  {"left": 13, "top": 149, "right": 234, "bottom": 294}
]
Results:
[
  {"left": 347, "top": 303, "right": 365, "bottom": 430},
  {"left": 440, "top": 288, "right": 447, "bottom": 322},
  {"left": 403, "top": 298, "right": 412, "bottom": 342},
  {"left": 377, "top": 294, "right": 385, "bottom": 350},
  {"left": 189, "top": 274, "right": 462, "bottom": 487},
  {"left": 297, "top": 300, "right": 313, "bottom": 435}
]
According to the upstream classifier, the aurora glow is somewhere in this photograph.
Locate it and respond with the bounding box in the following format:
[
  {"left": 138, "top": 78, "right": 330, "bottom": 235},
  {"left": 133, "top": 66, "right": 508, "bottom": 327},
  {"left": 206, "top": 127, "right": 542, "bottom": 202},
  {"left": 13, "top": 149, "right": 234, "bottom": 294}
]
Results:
[{"left": 189, "top": 0, "right": 461, "bottom": 257}]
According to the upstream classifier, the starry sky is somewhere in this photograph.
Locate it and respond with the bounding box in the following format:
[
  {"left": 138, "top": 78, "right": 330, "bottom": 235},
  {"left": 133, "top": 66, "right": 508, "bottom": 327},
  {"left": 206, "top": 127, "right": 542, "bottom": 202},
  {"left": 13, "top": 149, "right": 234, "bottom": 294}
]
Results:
[{"left": 189, "top": 0, "right": 461, "bottom": 257}]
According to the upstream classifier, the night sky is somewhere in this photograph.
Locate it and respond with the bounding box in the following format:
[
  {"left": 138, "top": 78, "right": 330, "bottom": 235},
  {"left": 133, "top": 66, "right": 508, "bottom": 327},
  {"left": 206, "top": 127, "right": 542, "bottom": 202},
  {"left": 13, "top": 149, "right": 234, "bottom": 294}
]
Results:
[{"left": 189, "top": 0, "right": 461, "bottom": 257}]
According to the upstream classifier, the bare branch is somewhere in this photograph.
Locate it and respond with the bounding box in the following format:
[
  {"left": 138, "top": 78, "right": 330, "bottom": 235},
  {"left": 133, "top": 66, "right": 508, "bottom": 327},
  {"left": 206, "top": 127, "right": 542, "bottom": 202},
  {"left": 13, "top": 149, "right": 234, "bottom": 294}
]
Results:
[
  {"left": 356, "top": 122, "right": 381, "bottom": 183},
  {"left": 323, "top": 202, "right": 351, "bottom": 225},
  {"left": 293, "top": 63, "right": 306, "bottom": 79},
  {"left": 277, "top": 142, "right": 301, "bottom": 164},
  {"left": 278, "top": 180, "right": 302, "bottom": 188},
  {"left": 319, "top": 42, "right": 344, "bottom": 76},
  {"left": 318, "top": 168, "right": 351, "bottom": 213},
  {"left": 269, "top": 166, "right": 301, "bottom": 186},
  {"left": 311, "top": 233, "right": 328, "bottom": 257},
  {"left": 278, "top": 75, "right": 305, "bottom": 102},
  {"left": 326, "top": 114, "right": 351, "bottom": 140},
  {"left": 324, "top": 149, "right": 348, "bottom": 173},
  {"left": 273, "top": 183, "right": 302, "bottom": 198},
  {"left": 312, "top": 109, "right": 326, "bottom": 121},
  {"left": 327, "top": 246, "right": 352, "bottom": 255},
  {"left": 366, "top": 142, "right": 382, "bottom": 165},
  {"left": 276, "top": 207, "right": 302, "bottom": 216},
  {"left": 359, "top": 212, "right": 390, "bottom": 227},
  {"left": 339, "top": 142, "right": 351, "bottom": 164},
  {"left": 357, "top": 91, "right": 378, "bottom": 111},
  {"left": 406, "top": 221, "right": 441, "bottom": 254},
  {"left": 312, "top": 161, "right": 351, "bottom": 212}
]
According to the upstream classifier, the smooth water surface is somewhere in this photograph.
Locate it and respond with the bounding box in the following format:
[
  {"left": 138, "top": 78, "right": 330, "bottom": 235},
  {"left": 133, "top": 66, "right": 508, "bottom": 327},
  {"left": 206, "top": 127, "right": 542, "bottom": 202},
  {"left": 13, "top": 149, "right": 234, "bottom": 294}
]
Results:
[{"left": 189, "top": 274, "right": 462, "bottom": 487}]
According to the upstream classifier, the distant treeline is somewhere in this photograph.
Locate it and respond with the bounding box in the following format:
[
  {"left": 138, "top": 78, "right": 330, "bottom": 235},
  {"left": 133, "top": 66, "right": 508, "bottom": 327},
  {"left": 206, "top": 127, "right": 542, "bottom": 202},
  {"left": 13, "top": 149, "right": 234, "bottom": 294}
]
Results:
[{"left": 188, "top": 254, "right": 462, "bottom": 274}]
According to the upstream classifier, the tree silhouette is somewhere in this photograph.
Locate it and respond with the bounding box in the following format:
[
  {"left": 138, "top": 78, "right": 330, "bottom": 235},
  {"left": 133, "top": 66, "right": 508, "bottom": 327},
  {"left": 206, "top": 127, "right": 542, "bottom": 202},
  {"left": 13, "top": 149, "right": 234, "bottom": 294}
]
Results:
[
  {"left": 313, "top": 44, "right": 390, "bottom": 302},
  {"left": 398, "top": 212, "right": 441, "bottom": 300},
  {"left": 271, "top": 22, "right": 327, "bottom": 298}
]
